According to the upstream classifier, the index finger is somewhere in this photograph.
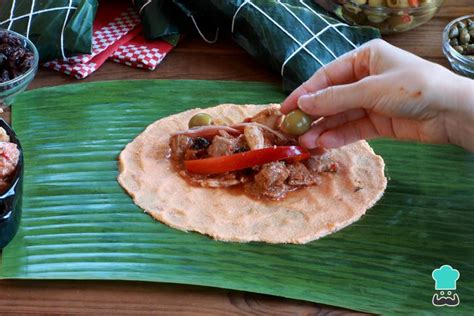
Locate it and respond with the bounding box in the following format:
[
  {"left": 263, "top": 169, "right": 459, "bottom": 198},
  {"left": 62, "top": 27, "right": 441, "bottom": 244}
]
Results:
[{"left": 281, "top": 44, "right": 372, "bottom": 114}]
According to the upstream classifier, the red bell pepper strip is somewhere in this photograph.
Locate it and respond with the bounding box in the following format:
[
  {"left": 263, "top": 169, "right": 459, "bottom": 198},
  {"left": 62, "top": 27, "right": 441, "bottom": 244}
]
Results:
[
  {"left": 408, "top": 0, "right": 419, "bottom": 7},
  {"left": 184, "top": 146, "right": 310, "bottom": 175}
]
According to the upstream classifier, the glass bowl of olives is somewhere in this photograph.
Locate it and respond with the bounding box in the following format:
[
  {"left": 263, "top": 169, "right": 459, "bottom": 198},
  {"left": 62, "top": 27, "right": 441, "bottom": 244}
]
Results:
[
  {"left": 313, "top": 0, "right": 445, "bottom": 34},
  {"left": 0, "top": 29, "right": 39, "bottom": 107},
  {"left": 443, "top": 15, "right": 474, "bottom": 79}
]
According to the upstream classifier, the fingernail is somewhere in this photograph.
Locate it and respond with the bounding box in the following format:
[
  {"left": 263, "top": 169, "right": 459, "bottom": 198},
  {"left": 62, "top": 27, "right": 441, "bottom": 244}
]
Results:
[
  {"left": 297, "top": 91, "right": 322, "bottom": 111},
  {"left": 299, "top": 133, "right": 318, "bottom": 149},
  {"left": 318, "top": 133, "right": 343, "bottom": 149},
  {"left": 297, "top": 94, "right": 313, "bottom": 111}
]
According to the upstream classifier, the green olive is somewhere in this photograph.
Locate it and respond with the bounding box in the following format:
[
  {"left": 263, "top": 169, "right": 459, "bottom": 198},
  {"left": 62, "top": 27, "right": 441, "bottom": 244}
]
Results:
[
  {"left": 459, "top": 28, "right": 471, "bottom": 45},
  {"left": 465, "top": 44, "right": 474, "bottom": 55},
  {"left": 367, "top": 13, "right": 389, "bottom": 24},
  {"left": 188, "top": 113, "right": 213, "bottom": 128},
  {"left": 453, "top": 45, "right": 464, "bottom": 54},
  {"left": 280, "top": 110, "right": 313, "bottom": 136},
  {"left": 449, "top": 26, "right": 459, "bottom": 39}
]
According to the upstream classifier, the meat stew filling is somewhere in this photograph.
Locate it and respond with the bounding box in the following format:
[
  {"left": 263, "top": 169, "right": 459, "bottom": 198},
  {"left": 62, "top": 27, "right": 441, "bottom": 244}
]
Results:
[
  {"left": 0, "top": 127, "right": 20, "bottom": 193},
  {"left": 169, "top": 108, "right": 337, "bottom": 200}
]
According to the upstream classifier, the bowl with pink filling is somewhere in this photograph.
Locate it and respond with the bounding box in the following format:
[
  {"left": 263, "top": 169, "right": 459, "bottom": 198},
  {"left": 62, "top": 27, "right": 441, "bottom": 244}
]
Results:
[{"left": 0, "top": 119, "right": 23, "bottom": 249}]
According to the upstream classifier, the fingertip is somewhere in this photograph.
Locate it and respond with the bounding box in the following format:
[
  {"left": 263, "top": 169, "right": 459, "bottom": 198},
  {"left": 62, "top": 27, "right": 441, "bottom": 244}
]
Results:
[
  {"left": 297, "top": 94, "right": 314, "bottom": 112},
  {"left": 317, "top": 131, "right": 344, "bottom": 149},
  {"left": 298, "top": 132, "right": 318, "bottom": 149},
  {"left": 281, "top": 86, "right": 308, "bottom": 114},
  {"left": 280, "top": 98, "right": 297, "bottom": 114}
]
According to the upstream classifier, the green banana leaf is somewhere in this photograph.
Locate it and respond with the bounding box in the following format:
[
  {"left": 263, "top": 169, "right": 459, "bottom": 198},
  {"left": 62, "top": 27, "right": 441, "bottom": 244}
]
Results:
[
  {"left": 0, "top": 0, "right": 97, "bottom": 62},
  {"left": 1, "top": 80, "right": 473, "bottom": 315},
  {"left": 172, "top": 0, "right": 380, "bottom": 92}
]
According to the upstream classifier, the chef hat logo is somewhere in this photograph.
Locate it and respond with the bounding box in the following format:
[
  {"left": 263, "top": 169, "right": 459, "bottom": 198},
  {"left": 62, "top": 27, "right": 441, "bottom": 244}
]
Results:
[{"left": 432, "top": 265, "right": 460, "bottom": 290}]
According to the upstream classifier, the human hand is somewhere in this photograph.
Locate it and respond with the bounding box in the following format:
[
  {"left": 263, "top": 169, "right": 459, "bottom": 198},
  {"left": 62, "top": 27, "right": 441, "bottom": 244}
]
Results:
[{"left": 281, "top": 39, "right": 474, "bottom": 151}]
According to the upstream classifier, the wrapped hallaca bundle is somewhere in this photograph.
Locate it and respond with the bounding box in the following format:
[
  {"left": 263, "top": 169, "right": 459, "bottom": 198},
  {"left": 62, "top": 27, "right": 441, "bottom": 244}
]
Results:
[
  {"left": 133, "top": 0, "right": 181, "bottom": 45},
  {"left": 0, "top": 0, "right": 97, "bottom": 62},
  {"left": 169, "top": 0, "right": 381, "bottom": 92}
]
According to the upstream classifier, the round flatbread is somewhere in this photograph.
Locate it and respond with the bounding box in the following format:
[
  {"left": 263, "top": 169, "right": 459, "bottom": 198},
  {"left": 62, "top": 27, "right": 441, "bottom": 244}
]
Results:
[{"left": 118, "top": 104, "right": 387, "bottom": 244}]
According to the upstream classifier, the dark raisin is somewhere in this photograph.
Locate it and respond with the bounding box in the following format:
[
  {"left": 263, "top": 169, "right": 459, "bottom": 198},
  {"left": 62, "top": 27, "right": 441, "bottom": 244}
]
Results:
[
  {"left": 191, "top": 137, "right": 210, "bottom": 150},
  {"left": 0, "top": 32, "right": 34, "bottom": 82},
  {"left": 18, "top": 57, "right": 33, "bottom": 71},
  {"left": 10, "top": 47, "right": 25, "bottom": 61},
  {"left": 7, "top": 36, "right": 22, "bottom": 47},
  {"left": 0, "top": 45, "right": 14, "bottom": 56}
]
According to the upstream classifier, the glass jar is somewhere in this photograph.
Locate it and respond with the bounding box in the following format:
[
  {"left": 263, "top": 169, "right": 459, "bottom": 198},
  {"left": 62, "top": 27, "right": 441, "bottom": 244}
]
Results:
[
  {"left": 0, "top": 29, "right": 39, "bottom": 107},
  {"left": 0, "top": 119, "right": 23, "bottom": 249},
  {"left": 313, "top": 0, "right": 445, "bottom": 34},
  {"left": 443, "top": 15, "right": 474, "bottom": 79}
]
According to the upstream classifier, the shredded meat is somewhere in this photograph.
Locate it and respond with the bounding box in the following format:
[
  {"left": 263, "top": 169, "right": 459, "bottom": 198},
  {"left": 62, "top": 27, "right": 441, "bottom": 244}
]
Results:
[
  {"left": 248, "top": 107, "right": 283, "bottom": 130},
  {"left": 245, "top": 162, "right": 290, "bottom": 200},
  {"left": 244, "top": 125, "right": 265, "bottom": 150},
  {"left": 0, "top": 142, "right": 20, "bottom": 193},
  {"left": 208, "top": 134, "right": 238, "bottom": 157},
  {"left": 183, "top": 137, "right": 209, "bottom": 160},
  {"left": 0, "top": 128, "right": 10, "bottom": 142},
  {"left": 169, "top": 108, "right": 334, "bottom": 200},
  {"left": 169, "top": 135, "right": 193, "bottom": 162},
  {"left": 287, "top": 162, "right": 320, "bottom": 186}
]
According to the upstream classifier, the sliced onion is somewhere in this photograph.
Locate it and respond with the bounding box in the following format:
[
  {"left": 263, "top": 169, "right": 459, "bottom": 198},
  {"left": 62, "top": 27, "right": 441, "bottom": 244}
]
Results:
[
  {"left": 171, "top": 126, "right": 241, "bottom": 138},
  {"left": 232, "top": 122, "right": 293, "bottom": 142}
]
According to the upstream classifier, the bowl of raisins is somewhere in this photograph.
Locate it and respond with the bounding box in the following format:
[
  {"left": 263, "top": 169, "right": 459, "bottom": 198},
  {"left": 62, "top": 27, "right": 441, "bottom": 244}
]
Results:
[{"left": 0, "top": 29, "right": 39, "bottom": 107}]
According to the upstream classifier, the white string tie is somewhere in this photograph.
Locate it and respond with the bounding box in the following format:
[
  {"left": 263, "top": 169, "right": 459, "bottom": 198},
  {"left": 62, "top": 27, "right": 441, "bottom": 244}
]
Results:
[
  {"left": 299, "top": 0, "right": 357, "bottom": 49},
  {"left": 60, "top": 0, "right": 73, "bottom": 60},
  {"left": 191, "top": 14, "right": 219, "bottom": 44},
  {"left": 7, "top": 0, "right": 16, "bottom": 30},
  {"left": 25, "top": 0, "right": 36, "bottom": 39},
  {"left": 232, "top": 0, "right": 250, "bottom": 33},
  {"left": 138, "top": 0, "right": 152, "bottom": 15},
  {"left": 0, "top": 6, "right": 78, "bottom": 27}
]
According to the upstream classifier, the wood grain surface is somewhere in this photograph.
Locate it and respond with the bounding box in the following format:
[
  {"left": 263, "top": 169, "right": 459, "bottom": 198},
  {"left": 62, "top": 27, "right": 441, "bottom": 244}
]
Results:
[{"left": 1, "top": 0, "right": 472, "bottom": 314}]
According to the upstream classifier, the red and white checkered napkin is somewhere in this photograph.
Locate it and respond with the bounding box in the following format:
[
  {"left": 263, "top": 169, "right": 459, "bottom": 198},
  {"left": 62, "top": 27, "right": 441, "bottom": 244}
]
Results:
[
  {"left": 110, "top": 34, "right": 174, "bottom": 71},
  {"left": 67, "top": 8, "right": 141, "bottom": 65},
  {"left": 43, "top": 5, "right": 141, "bottom": 79}
]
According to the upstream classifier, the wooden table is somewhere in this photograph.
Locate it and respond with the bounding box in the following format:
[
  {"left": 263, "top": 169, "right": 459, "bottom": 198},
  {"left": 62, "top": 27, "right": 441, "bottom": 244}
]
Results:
[{"left": 1, "top": 1, "right": 472, "bottom": 314}]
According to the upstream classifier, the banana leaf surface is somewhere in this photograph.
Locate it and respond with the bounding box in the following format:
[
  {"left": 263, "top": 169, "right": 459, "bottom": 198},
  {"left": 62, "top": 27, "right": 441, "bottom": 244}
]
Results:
[
  {"left": 1, "top": 80, "right": 473, "bottom": 315},
  {"left": 0, "top": 0, "right": 97, "bottom": 62}
]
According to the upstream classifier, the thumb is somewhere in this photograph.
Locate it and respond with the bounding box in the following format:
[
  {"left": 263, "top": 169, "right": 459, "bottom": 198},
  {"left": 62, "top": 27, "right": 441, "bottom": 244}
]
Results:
[{"left": 297, "top": 76, "right": 384, "bottom": 117}]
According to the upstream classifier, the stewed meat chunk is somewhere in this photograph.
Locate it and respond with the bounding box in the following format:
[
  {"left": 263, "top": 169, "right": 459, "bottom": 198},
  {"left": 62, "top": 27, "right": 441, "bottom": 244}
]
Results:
[
  {"left": 0, "top": 141, "right": 20, "bottom": 192},
  {"left": 169, "top": 135, "right": 193, "bottom": 162},
  {"left": 287, "top": 162, "right": 320, "bottom": 186},
  {"left": 245, "top": 162, "right": 290, "bottom": 200},
  {"left": 244, "top": 125, "right": 265, "bottom": 150},
  {"left": 247, "top": 107, "right": 283, "bottom": 130}
]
